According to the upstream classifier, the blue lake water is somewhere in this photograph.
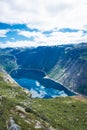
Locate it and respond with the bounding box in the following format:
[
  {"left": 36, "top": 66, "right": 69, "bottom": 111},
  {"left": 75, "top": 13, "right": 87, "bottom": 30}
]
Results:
[
  {"left": 11, "top": 69, "right": 75, "bottom": 98},
  {"left": 14, "top": 78, "right": 68, "bottom": 98}
]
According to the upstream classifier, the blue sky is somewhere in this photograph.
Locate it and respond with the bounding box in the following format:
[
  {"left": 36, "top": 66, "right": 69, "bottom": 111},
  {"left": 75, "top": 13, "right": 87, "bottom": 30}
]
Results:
[{"left": 0, "top": 0, "right": 87, "bottom": 48}]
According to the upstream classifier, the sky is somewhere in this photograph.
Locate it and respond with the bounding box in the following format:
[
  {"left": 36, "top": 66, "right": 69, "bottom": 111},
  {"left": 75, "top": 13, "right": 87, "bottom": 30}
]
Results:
[{"left": 0, "top": 0, "right": 87, "bottom": 48}]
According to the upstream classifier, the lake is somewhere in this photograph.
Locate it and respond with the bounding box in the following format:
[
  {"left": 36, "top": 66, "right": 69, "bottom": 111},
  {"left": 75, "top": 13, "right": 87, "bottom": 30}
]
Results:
[{"left": 11, "top": 69, "right": 75, "bottom": 98}]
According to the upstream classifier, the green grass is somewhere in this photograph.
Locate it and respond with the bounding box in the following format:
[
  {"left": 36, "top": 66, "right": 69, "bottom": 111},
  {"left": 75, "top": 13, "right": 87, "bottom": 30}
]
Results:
[
  {"left": 0, "top": 70, "right": 87, "bottom": 130},
  {"left": 31, "top": 97, "right": 87, "bottom": 130},
  {"left": 48, "top": 65, "right": 62, "bottom": 78}
]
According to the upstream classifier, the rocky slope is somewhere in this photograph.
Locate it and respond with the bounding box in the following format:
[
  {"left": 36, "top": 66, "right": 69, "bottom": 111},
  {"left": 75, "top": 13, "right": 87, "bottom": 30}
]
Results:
[
  {"left": 0, "top": 69, "right": 87, "bottom": 130},
  {"left": 0, "top": 43, "right": 87, "bottom": 95}
]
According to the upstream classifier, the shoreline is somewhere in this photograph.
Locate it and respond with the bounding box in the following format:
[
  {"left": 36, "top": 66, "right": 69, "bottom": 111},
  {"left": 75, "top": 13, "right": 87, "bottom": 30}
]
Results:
[{"left": 11, "top": 68, "right": 77, "bottom": 96}]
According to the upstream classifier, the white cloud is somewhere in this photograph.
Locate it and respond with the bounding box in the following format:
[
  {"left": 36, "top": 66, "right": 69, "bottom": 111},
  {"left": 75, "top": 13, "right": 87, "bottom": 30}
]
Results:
[
  {"left": 0, "top": 0, "right": 87, "bottom": 31},
  {"left": 0, "top": 0, "right": 87, "bottom": 47},
  {"left": 0, "top": 29, "right": 9, "bottom": 37},
  {"left": 0, "top": 40, "right": 37, "bottom": 48},
  {"left": 18, "top": 30, "right": 39, "bottom": 38},
  {"left": 47, "top": 31, "right": 87, "bottom": 44},
  {"left": 18, "top": 30, "right": 87, "bottom": 45},
  {"left": 0, "top": 30, "right": 87, "bottom": 48}
]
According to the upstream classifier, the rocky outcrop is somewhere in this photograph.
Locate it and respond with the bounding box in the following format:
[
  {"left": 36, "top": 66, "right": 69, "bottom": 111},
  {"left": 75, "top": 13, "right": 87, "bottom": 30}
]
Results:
[{"left": 7, "top": 117, "right": 21, "bottom": 130}]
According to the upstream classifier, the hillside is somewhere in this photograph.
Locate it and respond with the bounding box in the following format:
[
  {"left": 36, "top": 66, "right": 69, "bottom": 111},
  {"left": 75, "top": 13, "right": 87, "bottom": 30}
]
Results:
[
  {"left": 0, "top": 69, "right": 87, "bottom": 130},
  {"left": 0, "top": 69, "right": 55, "bottom": 130},
  {"left": 0, "top": 43, "right": 87, "bottom": 95}
]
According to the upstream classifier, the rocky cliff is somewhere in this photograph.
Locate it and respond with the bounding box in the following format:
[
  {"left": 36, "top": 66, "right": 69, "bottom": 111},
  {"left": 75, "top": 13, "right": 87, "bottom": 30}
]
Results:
[{"left": 48, "top": 43, "right": 87, "bottom": 95}]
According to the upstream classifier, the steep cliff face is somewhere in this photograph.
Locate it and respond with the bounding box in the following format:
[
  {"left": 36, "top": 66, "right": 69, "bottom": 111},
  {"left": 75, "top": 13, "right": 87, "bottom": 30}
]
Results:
[
  {"left": 0, "top": 43, "right": 87, "bottom": 95},
  {"left": 48, "top": 44, "right": 87, "bottom": 95}
]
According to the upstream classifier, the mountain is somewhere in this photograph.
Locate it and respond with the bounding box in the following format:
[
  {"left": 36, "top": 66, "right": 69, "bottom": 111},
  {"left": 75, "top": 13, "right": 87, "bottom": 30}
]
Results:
[
  {"left": 0, "top": 43, "right": 87, "bottom": 96},
  {"left": 0, "top": 68, "right": 87, "bottom": 130}
]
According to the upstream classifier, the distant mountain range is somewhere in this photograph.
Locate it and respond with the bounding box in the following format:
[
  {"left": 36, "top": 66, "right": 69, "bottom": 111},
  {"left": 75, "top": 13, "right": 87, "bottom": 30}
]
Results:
[{"left": 0, "top": 43, "right": 87, "bottom": 96}]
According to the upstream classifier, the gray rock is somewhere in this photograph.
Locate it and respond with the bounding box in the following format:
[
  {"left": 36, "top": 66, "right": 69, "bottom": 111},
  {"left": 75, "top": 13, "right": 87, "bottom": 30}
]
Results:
[{"left": 8, "top": 117, "right": 21, "bottom": 130}]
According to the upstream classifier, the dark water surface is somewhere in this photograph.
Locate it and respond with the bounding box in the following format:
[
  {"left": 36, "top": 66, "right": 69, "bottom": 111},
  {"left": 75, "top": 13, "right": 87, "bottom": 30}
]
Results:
[{"left": 11, "top": 69, "right": 75, "bottom": 98}]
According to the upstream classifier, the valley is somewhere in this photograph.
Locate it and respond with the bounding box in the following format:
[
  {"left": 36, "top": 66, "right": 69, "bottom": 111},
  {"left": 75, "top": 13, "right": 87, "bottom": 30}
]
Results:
[{"left": 0, "top": 43, "right": 87, "bottom": 96}]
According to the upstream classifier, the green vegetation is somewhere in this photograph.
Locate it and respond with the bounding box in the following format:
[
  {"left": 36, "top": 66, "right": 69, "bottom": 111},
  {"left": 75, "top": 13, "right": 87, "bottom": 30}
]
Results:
[
  {"left": 0, "top": 70, "right": 54, "bottom": 130},
  {"left": 0, "top": 71, "right": 87, "bottom": 130},
  {"left": 48, "top": 65, "right": 62, "bottom": 78},
  {"left": 31, "top": 97, "right": 87, "bottom": 130}
]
